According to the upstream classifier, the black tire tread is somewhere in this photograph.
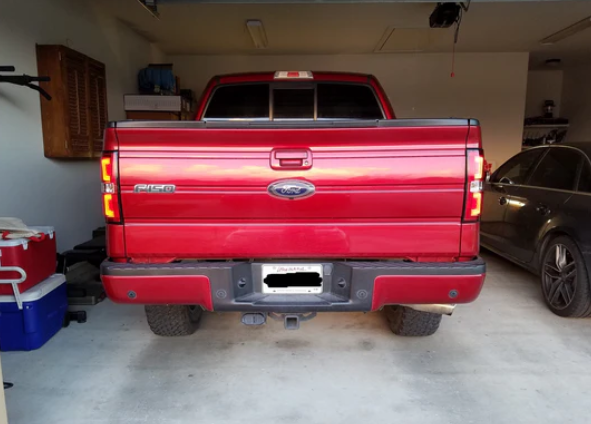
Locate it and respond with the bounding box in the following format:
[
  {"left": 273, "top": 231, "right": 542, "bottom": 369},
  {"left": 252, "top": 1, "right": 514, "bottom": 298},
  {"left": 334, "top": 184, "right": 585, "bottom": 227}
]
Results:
[
  {"left": 145, "top": 305, "right": 202, "bottom": 336},
  {"left": 542, "top": 235, "right": 591, "bottom": 318},
  {"left": 385, "top": 305, "right": 442, "bottom": 337}
]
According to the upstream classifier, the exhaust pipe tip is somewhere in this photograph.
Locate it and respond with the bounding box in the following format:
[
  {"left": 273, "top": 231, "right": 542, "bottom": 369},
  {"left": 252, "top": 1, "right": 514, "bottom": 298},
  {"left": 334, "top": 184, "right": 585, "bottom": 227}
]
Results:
[
  {"left": 241, "top": 312, "right": 267, "bottom": 326},
  {"left": 404, "top": 304, "right": 456, "bottom": 315}
]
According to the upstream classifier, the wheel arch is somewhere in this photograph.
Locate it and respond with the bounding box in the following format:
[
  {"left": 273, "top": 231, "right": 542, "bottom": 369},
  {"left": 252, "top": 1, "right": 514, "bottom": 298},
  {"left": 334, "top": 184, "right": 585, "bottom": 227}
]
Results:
[
  {"left": 536, "top": 224, "right": 591, "bottom": 284},
  {"left": 535, "top": 222, "right": 579, "bottom": 270}
]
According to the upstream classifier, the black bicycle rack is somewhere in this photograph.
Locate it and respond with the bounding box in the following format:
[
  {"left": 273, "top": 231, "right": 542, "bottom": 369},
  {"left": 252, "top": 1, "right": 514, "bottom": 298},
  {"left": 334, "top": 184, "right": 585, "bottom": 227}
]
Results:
[{"left": 0, "top": 65, "right": 52, "bottom": 100}]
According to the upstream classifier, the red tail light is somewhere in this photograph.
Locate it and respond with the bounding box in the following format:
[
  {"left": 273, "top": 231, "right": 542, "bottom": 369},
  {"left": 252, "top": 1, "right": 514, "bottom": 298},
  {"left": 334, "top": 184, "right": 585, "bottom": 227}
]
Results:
[
  {"left": 101, "top": 156, "right": 113, "bottom": 183},
  {"left": 464, "top": 149, "right": 484, "bottom": 221},
  {"left": 101, "top": 152, "right": 121, "bottom": 223}
]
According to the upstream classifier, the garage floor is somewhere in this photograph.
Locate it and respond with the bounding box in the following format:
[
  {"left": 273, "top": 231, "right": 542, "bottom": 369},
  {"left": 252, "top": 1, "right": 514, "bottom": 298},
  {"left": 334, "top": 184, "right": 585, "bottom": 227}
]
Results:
[{"left": 3, "top": 252, "right": 591, "bottom": 424}]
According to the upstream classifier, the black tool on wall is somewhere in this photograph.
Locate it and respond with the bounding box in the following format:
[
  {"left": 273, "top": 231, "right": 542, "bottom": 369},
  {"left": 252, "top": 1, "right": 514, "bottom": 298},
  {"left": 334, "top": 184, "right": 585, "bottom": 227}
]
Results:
[{"left": 0, "top": 65, "right": 52, "bottom": 100}]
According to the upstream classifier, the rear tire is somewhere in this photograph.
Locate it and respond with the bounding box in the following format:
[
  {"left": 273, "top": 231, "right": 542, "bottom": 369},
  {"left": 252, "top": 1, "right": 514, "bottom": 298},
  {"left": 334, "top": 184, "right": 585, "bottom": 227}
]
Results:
[
  {"left": 540, "top": 235, "right": 591, "bottom": 318},
  {"left": 385, "top": 305, "right": 442, "bottom": 337},
  {"left": 145, "top": 305, "right": 203, "bottom": 336}
]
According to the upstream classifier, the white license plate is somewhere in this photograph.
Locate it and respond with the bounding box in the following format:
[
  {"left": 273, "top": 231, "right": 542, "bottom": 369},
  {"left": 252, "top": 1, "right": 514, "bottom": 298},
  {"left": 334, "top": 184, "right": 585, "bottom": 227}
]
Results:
[{"left": 262, "top": 264, "right": 323, "bottom": 294}]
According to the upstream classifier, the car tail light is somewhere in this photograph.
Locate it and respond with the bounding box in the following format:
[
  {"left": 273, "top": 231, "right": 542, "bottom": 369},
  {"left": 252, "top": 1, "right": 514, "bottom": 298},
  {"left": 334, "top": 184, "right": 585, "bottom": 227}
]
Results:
[
  {"left": 464, "top": 149, "right": 484, "bottom": 222},
  {"left": 101, "top": 152, "right": 121, "bottom": 223}
]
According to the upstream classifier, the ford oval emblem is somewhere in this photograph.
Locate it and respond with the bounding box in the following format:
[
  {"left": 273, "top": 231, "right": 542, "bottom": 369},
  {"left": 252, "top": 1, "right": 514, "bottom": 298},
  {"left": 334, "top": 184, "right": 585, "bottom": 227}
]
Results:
[{"left": 268, "top": 180, "right": 315, "bottom": 200}]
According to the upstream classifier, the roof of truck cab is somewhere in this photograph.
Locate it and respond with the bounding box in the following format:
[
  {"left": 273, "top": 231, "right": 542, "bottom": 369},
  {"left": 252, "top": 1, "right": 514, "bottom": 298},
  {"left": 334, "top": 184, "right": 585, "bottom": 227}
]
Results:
[{"left": 215, "top": 71, "right": 375, "bottom": 84}]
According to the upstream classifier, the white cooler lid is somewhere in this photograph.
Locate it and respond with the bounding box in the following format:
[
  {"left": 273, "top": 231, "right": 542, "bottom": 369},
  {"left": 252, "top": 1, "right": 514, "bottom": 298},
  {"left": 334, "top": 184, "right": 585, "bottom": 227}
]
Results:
[
  {"left": 0, "top": 226, "right": 55, "bottom": 247},
  {"left": 0, "top": 274, "right": 65, "bottom": 303}
]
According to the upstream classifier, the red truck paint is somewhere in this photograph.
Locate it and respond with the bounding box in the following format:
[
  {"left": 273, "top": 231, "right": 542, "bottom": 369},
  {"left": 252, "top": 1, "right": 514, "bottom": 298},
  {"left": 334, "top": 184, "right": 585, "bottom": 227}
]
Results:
[
  {"left": 100, "top": 72, "right": 486, "bottom": 329},
  {"left": 103, "top": 275, "right": 213, "bottom": 309},
  {"left": 371, "top": 274, "right": 486, "bottom": 310},
  {"left": 114, "top": 126, "right": 472, "bottom": 259},
  {"left": 105, "top": 224, "right": 125, "bottom": 259}
]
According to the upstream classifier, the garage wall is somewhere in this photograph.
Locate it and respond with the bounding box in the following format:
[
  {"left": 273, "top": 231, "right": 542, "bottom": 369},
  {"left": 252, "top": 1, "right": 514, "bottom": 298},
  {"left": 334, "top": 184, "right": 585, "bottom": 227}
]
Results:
[
  {"left": 562, "top": 64, "right": 591, "bottom": 142},
  {"left": 525, "top": 70, "right": 563, "bottom": 118},
  {"left": 0, "top": 0, "right": 164, "bottom": 251},
  {"left": 172, "top": 52, "right": 528, "bottom": 169}
]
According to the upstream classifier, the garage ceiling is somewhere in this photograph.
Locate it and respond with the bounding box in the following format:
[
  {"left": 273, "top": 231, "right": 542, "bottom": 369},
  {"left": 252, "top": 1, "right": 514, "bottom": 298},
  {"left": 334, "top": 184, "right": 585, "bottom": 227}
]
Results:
[{"left": 101, "top": 1, "right": 591, "bottom": 65}]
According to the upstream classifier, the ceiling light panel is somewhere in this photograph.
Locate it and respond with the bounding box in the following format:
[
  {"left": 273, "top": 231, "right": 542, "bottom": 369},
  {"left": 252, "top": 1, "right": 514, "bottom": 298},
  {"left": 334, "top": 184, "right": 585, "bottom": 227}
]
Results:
[
  {"left": 540, "top": 16, "right": 591, "bottom": 45},
  {"left": 246, "top": 20, "right": 268, "bottom": 49}
]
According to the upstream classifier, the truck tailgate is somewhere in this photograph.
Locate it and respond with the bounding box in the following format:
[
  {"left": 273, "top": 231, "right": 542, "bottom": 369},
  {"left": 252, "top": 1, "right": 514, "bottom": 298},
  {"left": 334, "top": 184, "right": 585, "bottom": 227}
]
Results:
[{"left": 113, "top": 121, "right": 472, "bottom": 259}]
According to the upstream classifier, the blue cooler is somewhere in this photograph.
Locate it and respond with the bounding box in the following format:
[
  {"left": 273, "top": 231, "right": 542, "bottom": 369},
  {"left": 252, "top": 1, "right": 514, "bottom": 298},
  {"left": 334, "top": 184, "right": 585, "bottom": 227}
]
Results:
[{"left": 0, "top": 274, "right": 67, "bottom": 351}]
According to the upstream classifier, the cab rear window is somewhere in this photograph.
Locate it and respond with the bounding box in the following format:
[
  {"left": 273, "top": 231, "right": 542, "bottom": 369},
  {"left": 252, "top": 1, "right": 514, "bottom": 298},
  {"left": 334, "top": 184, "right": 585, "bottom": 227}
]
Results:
[
  {"left": 204, "top": 84, "right": 270, "bottom": 119},
  {"left": 203, "top": 83, "right": 384, "bottom": 120},
  {"left": 317, "top": 84, "right": 383, "bottom": 119}
]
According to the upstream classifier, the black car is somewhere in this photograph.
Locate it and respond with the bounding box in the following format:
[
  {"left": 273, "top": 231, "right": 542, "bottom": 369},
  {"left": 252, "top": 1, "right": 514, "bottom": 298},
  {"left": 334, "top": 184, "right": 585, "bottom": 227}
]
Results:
[{"left": 481, "top": 143, "right": 591, "bottom": 317}]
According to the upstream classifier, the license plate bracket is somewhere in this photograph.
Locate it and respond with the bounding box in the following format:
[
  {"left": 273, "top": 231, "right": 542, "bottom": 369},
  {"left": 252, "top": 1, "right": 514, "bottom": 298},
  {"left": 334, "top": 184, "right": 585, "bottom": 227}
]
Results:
[{"left": 262, "top": 264, "right": 323, "bottom": 294}]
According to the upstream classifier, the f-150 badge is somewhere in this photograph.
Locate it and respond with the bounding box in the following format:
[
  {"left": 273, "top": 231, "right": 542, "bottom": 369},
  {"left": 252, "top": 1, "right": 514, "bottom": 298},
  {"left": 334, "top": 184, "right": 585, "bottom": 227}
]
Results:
[
  {"left": 267, "top": 180, "right": 315, "bottom": 200},
  {"left": 134, "top": 184, "right": 176, "bottom": 193}
]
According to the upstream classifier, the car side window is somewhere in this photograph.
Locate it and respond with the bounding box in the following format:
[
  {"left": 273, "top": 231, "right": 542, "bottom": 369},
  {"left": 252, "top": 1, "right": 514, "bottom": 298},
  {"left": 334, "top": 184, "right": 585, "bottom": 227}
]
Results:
[
  {"left": 492, "top": 149, "right": 543, "bottom": 185},
  {"left": 528, "top": 148, "right": 582, "bottom": 191},
  {"left": 578, "top": 160, "right": 591, "bottom": 193}
]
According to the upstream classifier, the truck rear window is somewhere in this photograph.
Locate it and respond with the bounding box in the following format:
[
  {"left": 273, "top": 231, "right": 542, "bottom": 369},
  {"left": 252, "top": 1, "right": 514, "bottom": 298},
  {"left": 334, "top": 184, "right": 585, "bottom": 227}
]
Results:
[
  {"left": 204, "top": 83, "right": 384, "bottom": 120},
  {"left": 204, "top": 84, "right": 270, "bottom": 119}
]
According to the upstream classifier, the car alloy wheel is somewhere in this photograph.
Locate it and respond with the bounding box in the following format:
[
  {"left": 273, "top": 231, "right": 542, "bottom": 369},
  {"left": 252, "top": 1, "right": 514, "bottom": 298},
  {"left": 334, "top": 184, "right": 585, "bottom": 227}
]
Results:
[{"left": 542, "top": 244, "right": 577, "bottom": 310}]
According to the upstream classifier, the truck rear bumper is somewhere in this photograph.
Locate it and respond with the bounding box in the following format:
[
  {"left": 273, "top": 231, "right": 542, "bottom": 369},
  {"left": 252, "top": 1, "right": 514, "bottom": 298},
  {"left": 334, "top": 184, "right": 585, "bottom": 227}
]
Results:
[{"left": 100, "top": 259, "right": 486, "bottom": 313}]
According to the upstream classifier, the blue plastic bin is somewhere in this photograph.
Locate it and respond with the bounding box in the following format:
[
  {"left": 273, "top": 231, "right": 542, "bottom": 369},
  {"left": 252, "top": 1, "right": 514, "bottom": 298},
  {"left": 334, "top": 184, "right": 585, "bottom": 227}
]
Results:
[{"left": 0, "top": 274, "right": 67, "bottom": 351}]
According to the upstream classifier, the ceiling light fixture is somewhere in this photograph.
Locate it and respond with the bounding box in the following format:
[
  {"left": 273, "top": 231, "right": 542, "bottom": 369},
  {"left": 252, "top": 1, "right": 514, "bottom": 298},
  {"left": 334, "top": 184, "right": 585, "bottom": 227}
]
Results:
[
  {"left": 545, "top": 58, "right": 562, "bottom": 67},
  {"left": 540, "top": 16, "right": 591, "bottom": 45},
  {"left": 246, "top": 20, "right": 268, "bottom": 49}
]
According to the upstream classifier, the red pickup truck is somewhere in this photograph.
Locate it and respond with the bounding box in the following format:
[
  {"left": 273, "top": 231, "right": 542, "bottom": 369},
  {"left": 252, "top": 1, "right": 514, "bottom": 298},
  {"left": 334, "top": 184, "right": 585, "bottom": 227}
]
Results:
[{"left": 100, "top": 71, "right": 486, "bottom": 337}]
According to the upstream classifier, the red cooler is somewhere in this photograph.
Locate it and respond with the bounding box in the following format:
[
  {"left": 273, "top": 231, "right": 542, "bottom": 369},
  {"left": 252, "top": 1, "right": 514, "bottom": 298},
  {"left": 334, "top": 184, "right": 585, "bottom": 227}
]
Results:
[{"left": 0, "top": 226, "right": 56, "bottom": 297}]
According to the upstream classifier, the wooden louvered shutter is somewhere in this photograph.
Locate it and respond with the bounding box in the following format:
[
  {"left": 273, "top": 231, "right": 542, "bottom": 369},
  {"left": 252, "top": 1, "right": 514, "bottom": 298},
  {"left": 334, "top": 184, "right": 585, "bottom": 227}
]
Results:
[
  {"left": 88, "top": 59, "right": 108, "bottom": 157},
  {"left": 37, "top": 45, "right": 108, "bottom": 159},
  {"left": 64, "top": 50, "right": 91, "bottom": 157}
]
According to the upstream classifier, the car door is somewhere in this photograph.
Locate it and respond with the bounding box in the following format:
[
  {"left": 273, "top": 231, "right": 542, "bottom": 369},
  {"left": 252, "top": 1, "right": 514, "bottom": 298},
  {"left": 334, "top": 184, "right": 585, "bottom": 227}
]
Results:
[
  {"left": 502, "top": 147, "right": 583, "bottom": 264},
  {"left": 481, "top": 148, "right": 545, "bottom": 252},
  {"left": 564, "top": 158, "right": 591, "bottom": 257}
]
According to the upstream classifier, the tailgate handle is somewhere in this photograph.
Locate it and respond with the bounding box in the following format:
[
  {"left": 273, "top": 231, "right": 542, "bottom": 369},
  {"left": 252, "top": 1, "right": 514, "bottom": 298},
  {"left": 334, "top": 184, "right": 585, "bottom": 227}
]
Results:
[
  {"left": 271, "top": 149, "right": 313, "bottom": 170},
  {"left": 276, "top": 150, "right": 308, "bottom": 159}
]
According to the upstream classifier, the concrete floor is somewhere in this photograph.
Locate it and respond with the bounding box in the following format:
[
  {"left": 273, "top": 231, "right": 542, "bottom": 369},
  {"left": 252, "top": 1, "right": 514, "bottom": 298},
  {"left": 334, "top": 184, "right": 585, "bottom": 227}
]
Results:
[{"left": 3, "top": 252, "right": 591, "bottom": 424}]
